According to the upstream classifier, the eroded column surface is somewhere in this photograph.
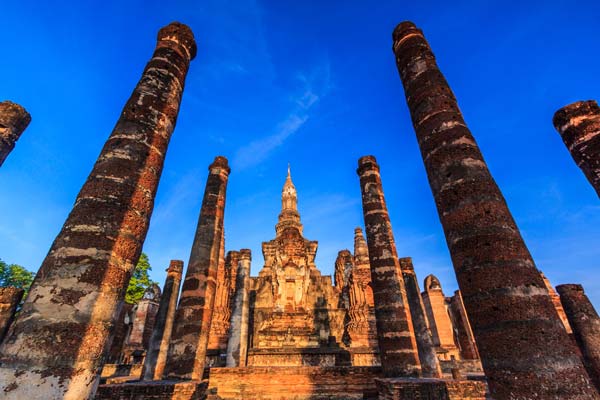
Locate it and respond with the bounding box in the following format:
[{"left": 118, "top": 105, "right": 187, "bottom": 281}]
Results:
[
  {"left": 143, "top": 260, "right": 183, "bottom": 380},
  {"left": 0, "top": 22, "right": 196, "bottom": 400},
  {"left": 449, "top": 290, "right": 479, "bottom": 360},
  {"left": 399, "top": 257, "right": 441, "bottom": 377},
  {"left": 357, "top": 155, "right": 421, "bottom": 377},
  {"left": 392, "top": 21, "right": 596, "bottom": 398},
  {"left": 553, "top": 100, "right": 600, "bottom": 198},
  {"left": 0, "top": 287, "right": 24, "bottom": 342},
  {"left": 166, "top": 156, "right": 230, "bottom": 380},
  {"left": 0, "top": 101, "right": 31, "bottom": 167},
  {"left": 207, "top": 230, "right": 233, "bottom": 366},
  {"left": 557, "top": 284, "right": 600, "bottom": 391},
  {"left": 226, "top": 249, "right": 251, "bottom": 367}
]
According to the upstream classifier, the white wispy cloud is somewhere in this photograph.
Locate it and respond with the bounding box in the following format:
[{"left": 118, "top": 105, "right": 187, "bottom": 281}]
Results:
[{"left": 232, "top": 62, "right": 332, "bottom": 170}]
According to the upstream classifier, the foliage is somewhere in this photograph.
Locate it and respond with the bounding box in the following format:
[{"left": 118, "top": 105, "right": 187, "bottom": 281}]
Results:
[
  {"left": 125, "top": 252, "right": 156, "bottom": 304},
  {"left": 0, "top": 259, "right": 35, "bottom": 299}
]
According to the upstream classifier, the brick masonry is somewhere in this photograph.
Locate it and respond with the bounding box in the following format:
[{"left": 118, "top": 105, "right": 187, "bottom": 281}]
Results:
[
  {"left": 0, "top": 22, "right": 196, "bottom": 400},
  {"left": 166, "top": 156, "right": 230, "bottom": 380},
  {"left": 357, "top": 155, "right": 421, "bottom": 377},
  {"left": 0, "top": 287, "right": 24, "bottom": 342},
  {"left": 0, "top": 100, "right": 31, "bottom": 167},
  {"left": 391, "top": 21, "right": 598, "bottom": 398},
  {"left": 557, "top": 284, "right": 600, "bottom": 392},
  {"left": 553, "top": 100, "right": 600, "bottom": 198}
]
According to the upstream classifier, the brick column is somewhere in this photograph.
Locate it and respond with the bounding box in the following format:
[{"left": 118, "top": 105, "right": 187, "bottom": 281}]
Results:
[
  {"left": 399, "top": 257, "right": 441, "bottom": 377},
  {"left": 143, "top": 260, "right": 183, "bottom": 380},
  {"left": 357, "top": 155, "right": 421, "bottom": 377},
  {"left": 392, "top": 21, "right": 597, "bottom": 398},
  {"left": 166, "top": 156, "right": 230, "bottom": 380},
  {"left": 0, "top": 101, "right": 31, "bottom": 167},
  {"left": 207, "top": 230, "right": 232, "bottom": 366},
  {"left": 553, "top": 100, "right": 600, "bottom": 198},
  {"left": 0, "top": 22, "right": 195, "bottom": 400},
  {"left": 449, "top": 291, "right": 479, "bottom": 360},
  {"left": 0, "top": 287, "right": 24, "bottom": 342},
  {"left": 226, "top": 249, "right": 251, "bottom": 367},
  {"left": 557, "top": 284, "right": 600, "bottom": 391}
]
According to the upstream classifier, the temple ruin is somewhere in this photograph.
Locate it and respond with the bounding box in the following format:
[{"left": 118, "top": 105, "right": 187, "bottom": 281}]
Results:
[{"left": 1, "top": 18, "right": 599, "bottom": 400}]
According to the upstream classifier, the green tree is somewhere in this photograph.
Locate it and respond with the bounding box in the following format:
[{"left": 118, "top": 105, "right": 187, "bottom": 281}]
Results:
[
  {"left": 0, "top": 259, "right": 35, "bottom": 299},
  {"left": 125, "top": 252, "right": 156, "bottom": 304}
]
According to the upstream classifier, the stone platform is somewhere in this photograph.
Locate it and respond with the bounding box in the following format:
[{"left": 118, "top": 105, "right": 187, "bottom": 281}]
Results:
[
  {"left": 95, "top": 367, "right": 488, "bottom": 400},
  {"left": 206, "top": 366, "right": 382, "bottom": 399},
  {"left": 246, "top": 347, "right": 351, "bottom": 367},
  {"left": 375, "top": 378, "right": 487, "bottom": 400},
  {"left": 95, "top": 380, "right": 207, "bottom": 400}
]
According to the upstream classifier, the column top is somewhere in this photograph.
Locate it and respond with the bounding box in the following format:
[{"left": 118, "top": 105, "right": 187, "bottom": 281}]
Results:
[
  {"left": 240, "top": 248, "right": 252, "bottom": 260},
  {"left": 209, "top": 155, "right": 231, "bottom": 175},
  {"left": 357, "top": 155, "right": 380, "bottom": 175},
  {"left": 556, "top": 284, "right": 585, "bottom": 295},
  {"left": 392, "top": 21, "right": 423, "bottom": 45},
  {"left": 399, "top": 257, "right": 414, "bottom": 272},
  {"left": 553, "top": 100, "right": 599, "bottom": 130},
  {"left": 167, "top": 260, "right": 184, "bottom": 274},
  {"left": 157, "top": 22, "right": 197, "bottom": 61}
]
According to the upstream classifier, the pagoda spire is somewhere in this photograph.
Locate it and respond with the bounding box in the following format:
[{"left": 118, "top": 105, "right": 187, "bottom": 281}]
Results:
[{"left": 276, "top": 164, "right": 303, "bottom": 235}]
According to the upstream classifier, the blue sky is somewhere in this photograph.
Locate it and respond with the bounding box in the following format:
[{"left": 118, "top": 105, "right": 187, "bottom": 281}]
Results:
[{"left": 1, "top": 1, "right": 599, "bottom": 308}]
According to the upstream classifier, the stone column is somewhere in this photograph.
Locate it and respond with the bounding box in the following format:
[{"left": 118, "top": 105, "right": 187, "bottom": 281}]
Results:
[
  {"left": 0, "top": 101, "right": 31, "bottom": 167},
  {"left": 207, "top": 230, "right": 232, "bottom": 366},
  {"left": 0, "top": 22, "right": 196, "bottom": 400},
  {"left": 126, "top": 284, "right": 161, "bottom": 351},
  {"left": 392, "top": 21, "right": 596, "bottom": 398},
  {"left": 449, "top": 290, "right": 479, "bottom": 360},
  {"left": 357, "top": 155, "right": 421, "bottom": 377},
  {"left": 557, "top": 284, "right": 600, "bottom": 391},
  {"left": 334, "top": 250, "right": 353, "bottom": 309},
  {"left": 166, "top": 156, "right": 230, "bottom": 380},
  {"left": 226, "top": 249, "right": 251, "bottom": 367},
  {"left": 399, "top": 257, "right": 441, "bottom": 377},
  {"left": 553, "top": 100, "right": 600, "bottom": 198},
  {"left": 347, "top": 227, "right": 378, "bottom": 351},
  {"left": 143, "top": 260, "right": 184, "bottom": 380},
  {"left": 0, "top": 287, "right": 24, "bottom": 342}
]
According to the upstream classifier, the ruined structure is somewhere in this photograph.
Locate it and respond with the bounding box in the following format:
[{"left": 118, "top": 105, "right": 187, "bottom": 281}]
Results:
[
  {"left": 0, "top": 287, "right": 24, "bottom": 342},
  {"left": 225, "top": 249, "right": 251, "bottom": 367},
  {"left": 392, "top": 21, "right": 598, "bottom": 398},
  {"left": 0, "top": 22, "right": 196, "bottom": 400},
  {"left": 0, "top": 101, "right": 31, "bottom": 167},
  {"left": 245, "top": 167, "right": 351, "bottom": 367},
  {"left": 166, "top": 156, "right": 230, "bottom": 380},
  {"left": 399, "top": 258, "right": 441, "bottom": 377},
  {"left": 422, "top": 275, "right": 460, "bottom": 361},
  {"left": 557, "top": 284, "right": 600, "bottom": 391},
  {"left": 121, "top": 285, "right": 161, "bottom": 365},
  {"left": 144, "top": 260, "right": 184, "bottom": 380},
  {"left": 553, "top": 100, "right": 600, "bottom": 197},
  {"left": 357, "top": 155, "right": 421, "bottom": 377}
]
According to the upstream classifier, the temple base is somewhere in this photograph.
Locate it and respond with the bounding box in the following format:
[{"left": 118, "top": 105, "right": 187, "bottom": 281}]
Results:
[{"left": 375, "top": 378, "right": 487, "bottom": 400}]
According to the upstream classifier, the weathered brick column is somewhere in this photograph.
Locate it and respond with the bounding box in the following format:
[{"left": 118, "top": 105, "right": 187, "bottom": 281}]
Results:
[
  {"left": 0, "top": 287, "right": 24, "bottom": 342},
  {"left": 557, "top": 284, "right": 600, "bottom": 391},
  {"left": 449, "top": 290, "right": 479, "bottom": 360},
  {"left": 226, "top": 249, "right": 251, "bottom": 367},
  {"left": 399, "top": 257, "right": 441, "bottom": 377},
  {"left": 0, "top": 101, "right": 31, "bottom": 167},
  {"left": 143, "top": 260, "right": 184, "bottom": 380},
  {"left": 0, "top": 22, "right": 195, "bottom": 400},
  {"left": 166, "top": 156, "right": 230, "bottom": 380},
  {"left": 553, "top": 100, "right": 600, "bottom": 198},
  {"left": 392, "top": 21, "right": 597, "bottom": 398},
  {"left": 357, "top": 155, "right": 421, "bottom": 377},
  {"left": 207, "top": 230, "right": 233, "bottom": 366}
]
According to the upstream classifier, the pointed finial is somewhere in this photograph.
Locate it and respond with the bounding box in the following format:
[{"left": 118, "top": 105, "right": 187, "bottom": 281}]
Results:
[{"left": 287, "top": 163, "right": 291, "bottom": 178}]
